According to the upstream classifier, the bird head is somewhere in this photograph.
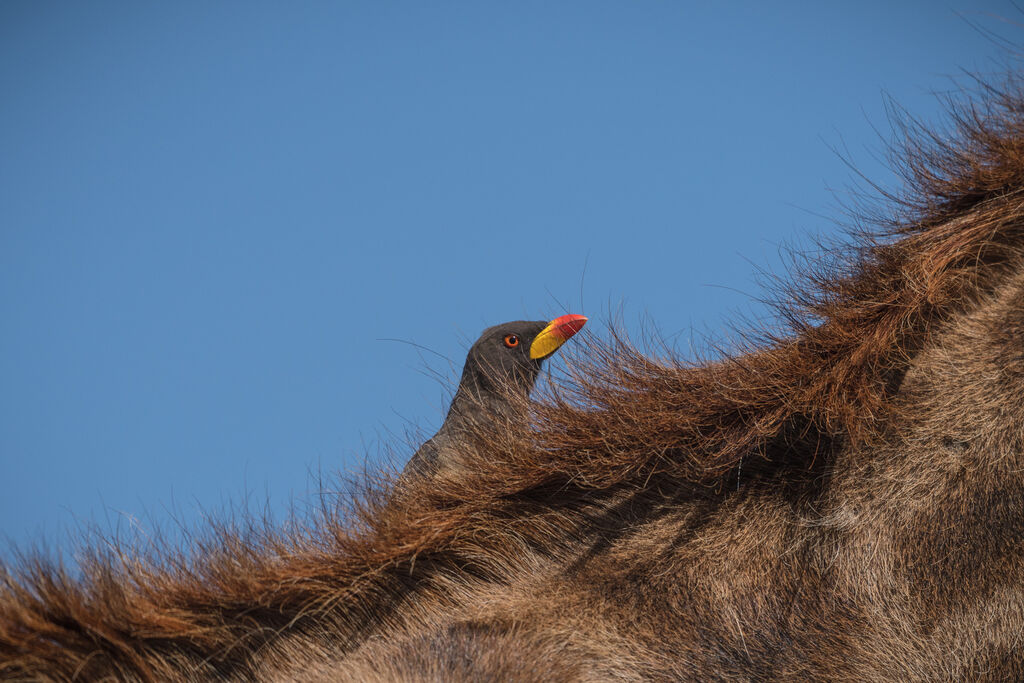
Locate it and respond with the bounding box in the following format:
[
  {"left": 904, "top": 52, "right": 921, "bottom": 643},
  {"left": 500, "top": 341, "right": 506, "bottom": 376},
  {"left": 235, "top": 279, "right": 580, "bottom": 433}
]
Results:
[{"left": 460, "top": 314, "right": 588, "bottom": 397}]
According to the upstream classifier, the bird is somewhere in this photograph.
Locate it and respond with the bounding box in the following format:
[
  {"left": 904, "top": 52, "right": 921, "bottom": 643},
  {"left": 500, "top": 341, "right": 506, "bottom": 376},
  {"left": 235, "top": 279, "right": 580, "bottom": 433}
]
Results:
[{"left": 403, "top": 314, "right": 587, "bottom": 479}]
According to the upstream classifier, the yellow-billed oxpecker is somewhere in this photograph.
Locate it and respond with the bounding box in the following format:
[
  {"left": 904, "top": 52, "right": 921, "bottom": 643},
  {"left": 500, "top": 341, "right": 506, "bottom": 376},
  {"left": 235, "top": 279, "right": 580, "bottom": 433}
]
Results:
[{"left": 404, "top": 314, "right": 587, "bottom": 477}]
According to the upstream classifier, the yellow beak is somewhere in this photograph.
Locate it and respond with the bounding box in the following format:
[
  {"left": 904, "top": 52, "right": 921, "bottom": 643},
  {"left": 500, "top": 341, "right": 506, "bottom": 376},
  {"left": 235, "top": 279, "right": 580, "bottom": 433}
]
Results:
[{"left": 529, "top": 314, "right": 588, "bottom": 360}]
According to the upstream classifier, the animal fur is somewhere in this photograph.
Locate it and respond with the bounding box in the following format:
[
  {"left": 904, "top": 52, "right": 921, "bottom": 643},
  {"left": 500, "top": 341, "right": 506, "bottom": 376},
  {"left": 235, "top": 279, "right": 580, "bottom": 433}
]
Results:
[{"left": 4, "top": 75, "right": 1024, "bottom": 681}]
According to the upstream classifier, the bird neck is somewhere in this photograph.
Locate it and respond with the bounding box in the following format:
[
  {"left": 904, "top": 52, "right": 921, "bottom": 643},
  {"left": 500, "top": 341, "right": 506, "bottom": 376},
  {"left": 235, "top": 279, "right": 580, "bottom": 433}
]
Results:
[
  {"left": 446, "top": 382, "right": 510, "bottom": 424},
  {"left": 444, "top": 361, "right": 538, "bottom": 429}
]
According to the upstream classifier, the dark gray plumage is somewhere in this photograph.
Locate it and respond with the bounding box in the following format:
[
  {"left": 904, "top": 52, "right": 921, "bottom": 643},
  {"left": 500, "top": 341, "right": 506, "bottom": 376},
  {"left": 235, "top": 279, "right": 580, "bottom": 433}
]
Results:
[{"left": 404, "top": 315, "right": 586, "bottom": 478}]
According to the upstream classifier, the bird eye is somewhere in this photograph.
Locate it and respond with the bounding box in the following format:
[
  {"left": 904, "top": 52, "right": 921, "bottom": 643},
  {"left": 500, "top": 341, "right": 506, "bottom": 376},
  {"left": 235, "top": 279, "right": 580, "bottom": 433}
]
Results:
[{"left": 503, "top": 334, "right": 519, "bottom": 348}]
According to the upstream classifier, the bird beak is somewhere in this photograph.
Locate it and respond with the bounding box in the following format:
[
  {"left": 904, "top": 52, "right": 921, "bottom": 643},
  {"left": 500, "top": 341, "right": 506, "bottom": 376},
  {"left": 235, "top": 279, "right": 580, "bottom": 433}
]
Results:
[{"left": 529, "top": 314, "right": 588, "bottom": 360}]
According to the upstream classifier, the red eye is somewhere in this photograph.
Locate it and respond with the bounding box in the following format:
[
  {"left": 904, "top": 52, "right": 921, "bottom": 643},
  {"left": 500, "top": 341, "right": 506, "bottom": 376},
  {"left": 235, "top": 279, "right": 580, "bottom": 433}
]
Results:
[{"left": 503, "top": 334, "right": 519, "bottom": 348}]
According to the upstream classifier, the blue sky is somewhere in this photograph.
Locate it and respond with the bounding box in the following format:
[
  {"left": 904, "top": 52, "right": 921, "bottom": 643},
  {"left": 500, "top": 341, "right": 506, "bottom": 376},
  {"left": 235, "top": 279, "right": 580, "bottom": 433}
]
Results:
[{"left": 0, "top": 2, "right": 1012, "bottom": 557}]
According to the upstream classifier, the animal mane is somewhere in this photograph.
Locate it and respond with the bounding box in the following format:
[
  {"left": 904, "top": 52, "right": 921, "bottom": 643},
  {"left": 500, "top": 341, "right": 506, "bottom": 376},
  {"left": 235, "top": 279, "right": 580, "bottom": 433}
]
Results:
[{"left": 4, "top": 74, "right": 1024, "bottom": 680}]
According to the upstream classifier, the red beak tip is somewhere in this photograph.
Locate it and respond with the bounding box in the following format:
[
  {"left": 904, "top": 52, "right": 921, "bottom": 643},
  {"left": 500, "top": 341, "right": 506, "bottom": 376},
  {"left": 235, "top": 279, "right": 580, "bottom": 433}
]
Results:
[{"left": 553, "top": 313, "right": 588, "bottom": 339}]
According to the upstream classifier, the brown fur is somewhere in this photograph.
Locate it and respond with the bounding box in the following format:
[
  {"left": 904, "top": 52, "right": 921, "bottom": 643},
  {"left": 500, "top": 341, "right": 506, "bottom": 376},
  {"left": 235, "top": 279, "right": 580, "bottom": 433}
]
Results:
[{"left": 4, "top": 75, "right": 1024, "bottom": 681}]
